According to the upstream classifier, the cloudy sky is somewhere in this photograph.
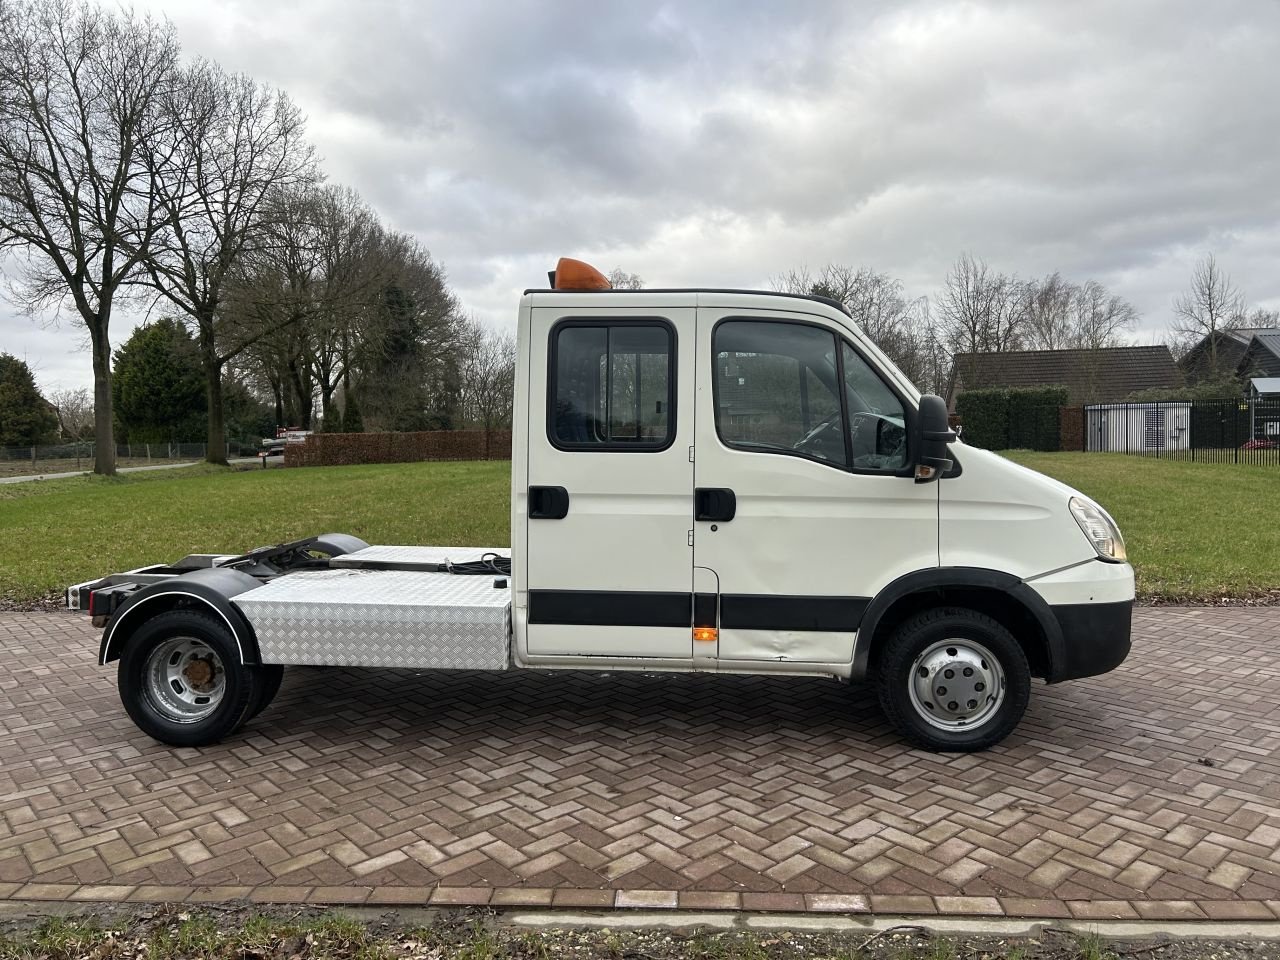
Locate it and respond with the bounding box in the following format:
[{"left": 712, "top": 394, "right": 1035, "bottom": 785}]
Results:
[{"left": 4, "top": 0, "right": 1280, "bottom": 392}]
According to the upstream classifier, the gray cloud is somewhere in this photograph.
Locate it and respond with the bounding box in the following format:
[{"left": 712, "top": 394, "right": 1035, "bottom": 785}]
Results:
[{"left": 5, "top": 0, "right": 1280, "bottom": 393}]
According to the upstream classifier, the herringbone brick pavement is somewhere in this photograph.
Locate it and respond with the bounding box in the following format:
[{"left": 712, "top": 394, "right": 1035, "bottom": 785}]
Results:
[{"left": 2, "top": 608, "right": 1280, "bottom": 919}]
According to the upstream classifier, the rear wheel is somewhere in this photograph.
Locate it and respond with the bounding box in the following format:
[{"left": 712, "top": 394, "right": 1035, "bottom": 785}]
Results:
[
  {"left": 875, "top": 607, "right": 1030, "bottom": 752},
  {"left": 118, "top": 609, "right": 253, "bottom": 747},
  {"left": 243, "top": 664, "right": 285, "bottom": 723}
]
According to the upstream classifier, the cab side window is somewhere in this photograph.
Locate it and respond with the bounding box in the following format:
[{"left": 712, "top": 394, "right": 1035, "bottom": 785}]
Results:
[
  {"left": 550, "top": 321, "right": 674, "bottom": 450},
  {"left": 714, "top": 320, "right": 848, "bottom": 467}
]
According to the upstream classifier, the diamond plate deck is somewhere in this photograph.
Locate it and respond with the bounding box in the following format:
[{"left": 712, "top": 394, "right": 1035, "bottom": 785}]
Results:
[{"left": 235, "top": 565, "right": 511, "bottom": 669}]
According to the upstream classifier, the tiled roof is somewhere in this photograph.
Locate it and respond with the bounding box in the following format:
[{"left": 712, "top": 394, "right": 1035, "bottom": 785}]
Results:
[
  {"left": 949, "top": 345, "right": 1181, "bottom": 405},
  {"left": 1252, "top": 331, "right": 1280, "bottom": 360}
]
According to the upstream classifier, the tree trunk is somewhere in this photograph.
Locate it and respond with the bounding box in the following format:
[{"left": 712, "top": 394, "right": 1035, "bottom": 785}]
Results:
[
  {"left": 89, "top": 325, "right": 117, "bottom": 476},
  {"left": 206, "top": 358, "right": 227, "bottom": 464},
  {"left": 193, "top": 310, "right": 228, "bottom": 465},
  {"left": 271, "top": 379, "right": 284, "bottom": 426},
  {"left": 320, "top": 382, "right": 335, "bottom": 427},
  {"left": 288, "top": 362, "right": 311, "bottom": 429}
]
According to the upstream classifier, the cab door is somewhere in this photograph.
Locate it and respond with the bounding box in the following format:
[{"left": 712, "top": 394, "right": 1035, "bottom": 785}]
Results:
[
  {"left": 525, "top": 306, "right": 695, "bottom": 659},
  {"left": 692, "top": 308, "right": 939, "bottom": 667}
]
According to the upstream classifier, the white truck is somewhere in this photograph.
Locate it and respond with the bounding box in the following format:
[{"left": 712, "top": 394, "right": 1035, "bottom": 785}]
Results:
[{"left": 68, "top": 258, "right": 1135, "bottom": 752}]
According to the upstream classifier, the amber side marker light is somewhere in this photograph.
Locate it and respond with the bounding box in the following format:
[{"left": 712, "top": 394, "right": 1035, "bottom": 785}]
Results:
[
  {"left": 693, "top": 627, "right": 718, "bottom": 643},
  {"left": 550, "top": 257, "right": 612, "bottom": 291}
]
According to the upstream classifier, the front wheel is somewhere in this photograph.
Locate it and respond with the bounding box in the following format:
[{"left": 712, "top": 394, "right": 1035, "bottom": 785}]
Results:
[
  {"left": 875, "top": 607, "right": 1030, "bottom": 752},
  {"left": 118, "top": 609, "right": 254, "bottom": 747}
]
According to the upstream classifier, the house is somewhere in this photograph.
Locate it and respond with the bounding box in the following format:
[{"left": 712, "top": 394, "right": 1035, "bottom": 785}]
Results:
[
  {"left": 1237, "top": 330, "right": 1280, "bottom": 379},
  {"left": 1246, "top": 378, "right": 1280, "bottom": 443},
  {"left": 947, "top": 345, "right": 1181, "bottom": 409},
  {"left": 1179, "top": 327, "right": 1280, "bottom": 384}
]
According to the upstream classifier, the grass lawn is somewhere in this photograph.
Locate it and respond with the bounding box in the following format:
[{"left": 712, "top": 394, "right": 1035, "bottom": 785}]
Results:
[
  {"left": 1, "top": 453, "right": 1275, "bottom": 605},
  {"left": 1004, "top": 451, "right": 1280, "bottom": 602},
  {"left": 0, "top": 461, "right": 510, "bottom": 606}
]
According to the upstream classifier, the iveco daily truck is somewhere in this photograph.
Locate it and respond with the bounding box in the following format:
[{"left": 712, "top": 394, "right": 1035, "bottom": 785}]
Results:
[{"left": 68, "top": 258, "right": 1135, "bottom": 752}]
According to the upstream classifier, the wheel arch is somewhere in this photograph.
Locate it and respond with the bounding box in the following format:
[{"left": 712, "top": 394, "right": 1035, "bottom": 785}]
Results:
[
  {"left": 99, "top": 568, "right": 263, "bottom": 666},
  {"left": 853, "top": 567, "right": 1063, "bottom": 681}
]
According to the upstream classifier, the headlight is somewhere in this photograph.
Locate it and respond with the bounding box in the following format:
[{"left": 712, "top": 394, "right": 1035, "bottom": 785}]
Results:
[{"left": 1069, "top": 497, "right": 1127, "bottom": 563}]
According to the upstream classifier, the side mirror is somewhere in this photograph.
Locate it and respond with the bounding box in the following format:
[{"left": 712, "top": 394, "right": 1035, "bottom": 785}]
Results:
[{"left": 914, "top": 394, "right": 956, "bottom": 483}]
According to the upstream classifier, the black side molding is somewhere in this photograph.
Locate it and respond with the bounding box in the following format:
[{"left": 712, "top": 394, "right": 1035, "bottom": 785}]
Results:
[
  {"left": 720, "top": 595, "right": 867, "bottom": 632},
  {"left": 529, "top": 590, "right": 690, "bottom": 628},
  {"left": 528, "top": 590, "right": 868, "bottom": 632}
]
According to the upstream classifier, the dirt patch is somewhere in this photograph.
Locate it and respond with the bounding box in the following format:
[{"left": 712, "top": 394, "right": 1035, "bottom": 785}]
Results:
[
  {"left": 0, "top": 591, "right": 65, "bottom": 613},
  {"left": 1139, "top": 590, "right": 1280, "bottom": 607}
]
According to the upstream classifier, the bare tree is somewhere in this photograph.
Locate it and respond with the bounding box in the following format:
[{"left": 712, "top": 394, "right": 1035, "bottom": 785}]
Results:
[
  {"left": 457, "top": 316, "right": 515, "bottom": 440},
  {"left": 231, "top": 184, "right": 324, "bottom": 427},
  {"left": 141, "top": 60, "right": 316, "bottom": 462},
  {"left": 48, "top": 385, "right": 93, "bottom": 440},
  {"left": 937, "top": 254, "right": 1026, "bottom": 364},
  {"left": 301, "top": 186, "right": 381, "bottom": 426},
  {"left": 607, "top": 267, "right": 643, "bottom": 290},
  {"left": 773, "top": 264, "right": 936, "bottom": 388},
  {"left": 1172, "top": 253, "right": 1246, "bottom": 379},
  {"left": 1021, "top": 274, "right": 1136, "bottom": 351},
  {"left": 354, "top": 231, "right": 463, "bottom": 431},
  {"left": 0, "top": 0, "right": 179, "bottom": 474},
  {"left": 1244, "top": 306, "right": 1279, "bottom": 328},
  {"left": 235, "top": 203, "right": 463, "bottom": 433},
  {"left": 1071, "top": 279, "right": 1138, "bottom": 350},
  {"left": 1020, "top": 272, "right": 1075, "bottom": 350}
]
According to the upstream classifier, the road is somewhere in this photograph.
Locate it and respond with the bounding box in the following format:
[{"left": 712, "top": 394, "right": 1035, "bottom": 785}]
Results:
[
  {"left": 1, "top": 606, "right": 1278, "bottom": 918},
  {"left": 0, "top": 457, "right": 279, "bottom": 485}
]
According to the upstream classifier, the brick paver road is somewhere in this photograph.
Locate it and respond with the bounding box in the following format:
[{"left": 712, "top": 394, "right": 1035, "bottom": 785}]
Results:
[{"left": 2, "top": 608, "right": 1280, "bottom": 920}]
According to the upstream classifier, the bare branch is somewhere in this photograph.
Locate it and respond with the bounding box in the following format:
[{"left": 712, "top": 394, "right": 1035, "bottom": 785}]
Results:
[
  {"left": 1172, "top": 253, "right": 1246, "bottom": 379},
  {"left": 0, "top": 0, "right": 179, "bottom": 472}
]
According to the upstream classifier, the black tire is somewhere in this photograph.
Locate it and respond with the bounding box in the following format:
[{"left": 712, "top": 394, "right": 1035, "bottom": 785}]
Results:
[
  {"left": 243, "top": 664, "right": 285, "bottom": 723},
  {"left": 875, "top": 607, "right": 1030, "bottom": 752},
  {"left": 117, "top": 609, "right": 254, "bottom": 747}
]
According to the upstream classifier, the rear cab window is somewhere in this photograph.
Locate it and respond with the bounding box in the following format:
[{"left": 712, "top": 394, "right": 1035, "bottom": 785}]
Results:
[{"left": 549, "top": 320, "right": 675, "bottom": 451}]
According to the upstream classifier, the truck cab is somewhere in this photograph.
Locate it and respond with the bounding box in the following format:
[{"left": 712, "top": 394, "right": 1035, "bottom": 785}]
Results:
[
  {"left": 72, "top": 259, "right": 1135, "bottom": 752},
  {"left": 507, "top": 264, "right": 1133, "bottom": 748}
]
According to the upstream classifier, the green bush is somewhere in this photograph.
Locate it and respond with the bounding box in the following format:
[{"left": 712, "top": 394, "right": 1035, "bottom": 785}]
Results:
[
  {"left": 954, "top": 389, "right": 1008, "bottom": 450},
  {"left": 1126, "top": 376, "right": 1240, "bottom": 402},
  {"left": 956, "top": 387, "right": 1067, "bottom": 451},
  {"left": 341, "top": 395, "right": 364, "bottom": 433}
]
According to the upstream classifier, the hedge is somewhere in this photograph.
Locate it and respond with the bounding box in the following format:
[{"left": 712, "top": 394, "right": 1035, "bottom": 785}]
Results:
[
  {"left": 285, "top": 429, "right": 512, "bottom": 467},
  {"left": 955, "top": 387, "right": 1068, "bottom": 451}
]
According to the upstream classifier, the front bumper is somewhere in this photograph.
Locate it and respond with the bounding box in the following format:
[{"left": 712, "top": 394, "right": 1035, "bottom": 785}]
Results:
[
  {"left": 1030, "top": 559, "right": 1135, "bottom": 682},
  {"left": 1048, "top": 599, "right": 1133, "bottom": 682}
]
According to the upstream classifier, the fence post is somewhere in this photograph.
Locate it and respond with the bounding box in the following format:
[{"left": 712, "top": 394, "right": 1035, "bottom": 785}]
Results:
[{"left": 31, "top": 445, "right": 36, "bottom": 468}]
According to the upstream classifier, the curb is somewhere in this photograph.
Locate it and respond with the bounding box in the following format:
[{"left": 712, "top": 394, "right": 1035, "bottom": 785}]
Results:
[{"left": 3, "top": 886, "right": 1280, "bottom": 923}]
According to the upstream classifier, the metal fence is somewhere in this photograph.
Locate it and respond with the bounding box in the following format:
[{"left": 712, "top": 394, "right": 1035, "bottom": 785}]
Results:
[
  {"left": 1084, "top": 399, "right": 1280, "bottom": 464},
  {"left": 0, "top": 440, "right": 251, "bottom": 475}
]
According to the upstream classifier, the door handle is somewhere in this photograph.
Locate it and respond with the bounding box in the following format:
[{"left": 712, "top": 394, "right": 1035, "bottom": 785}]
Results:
[
  {"left": 695, "top": 487, "right": 736, "bottom": 522},
  {"left": 529, "top": 485, "right": 570, "bottom": 519}
]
